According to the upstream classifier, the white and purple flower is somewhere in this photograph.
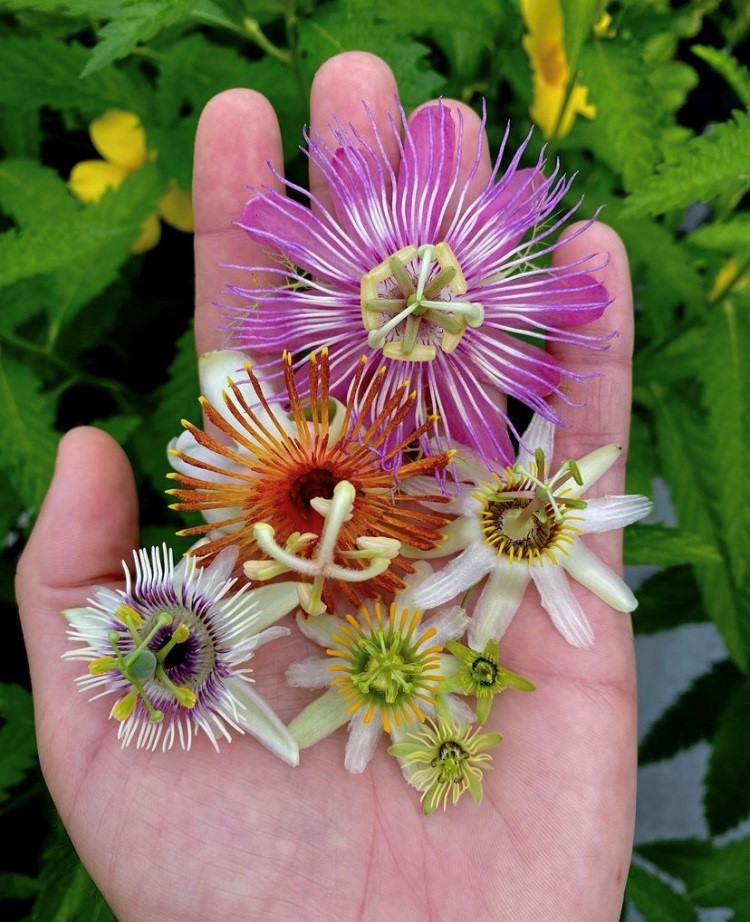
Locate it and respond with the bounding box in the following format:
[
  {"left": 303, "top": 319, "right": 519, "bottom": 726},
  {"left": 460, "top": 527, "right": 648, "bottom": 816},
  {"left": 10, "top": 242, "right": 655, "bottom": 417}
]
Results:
[
  {"left": 62, "top": 544, "right": 300, "bottom": 762},
  {"left": 232, "top": 100, "right": 610, "bottom": 465}
]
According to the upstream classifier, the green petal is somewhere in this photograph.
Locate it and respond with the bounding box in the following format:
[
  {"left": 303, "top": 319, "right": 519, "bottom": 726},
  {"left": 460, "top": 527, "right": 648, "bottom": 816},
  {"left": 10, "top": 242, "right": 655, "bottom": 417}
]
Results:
[{"left": 287, "top": 687, "right": 350, "bottom": 749}]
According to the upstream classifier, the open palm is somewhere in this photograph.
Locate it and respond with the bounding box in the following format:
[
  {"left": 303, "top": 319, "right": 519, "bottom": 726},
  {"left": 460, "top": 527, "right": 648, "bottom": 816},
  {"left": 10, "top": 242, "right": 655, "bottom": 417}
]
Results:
[{"left": 16, "top": 53, "right": 636, "bottom": 922}]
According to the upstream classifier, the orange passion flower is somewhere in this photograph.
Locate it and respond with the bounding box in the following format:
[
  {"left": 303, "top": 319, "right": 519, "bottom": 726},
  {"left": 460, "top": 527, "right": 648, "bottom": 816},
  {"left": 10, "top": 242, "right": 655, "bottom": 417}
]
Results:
[{"left": 167, "top": 349, "right": 453, "bottom": 613}]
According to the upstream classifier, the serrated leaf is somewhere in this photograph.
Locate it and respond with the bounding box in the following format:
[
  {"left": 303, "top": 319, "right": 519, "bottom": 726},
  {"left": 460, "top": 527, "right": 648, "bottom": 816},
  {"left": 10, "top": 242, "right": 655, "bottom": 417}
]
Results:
[
  {"left": 0, "top": 37, "right": 141, "bottom": 116},
  {"left": 624, "top": 524, "right": 721, "bottom": 566},
  {"left": 625, "top": 861, "right": 699, "bottom": 921},
  {"left": 0, "top": 164, "right": 164, "bottom": 289},
  {"left": 30, "top": 821, "right": 115, "bottom": 922},
  {"left": 692, "top": 44, "right": 750, "bottom": 110},
  {"left": 623, "top": 111, "right": 750, "bottom": 217},
  {"left": 690, "top": 215, "right": 750, "bottom": 252},
  {"left": 699, "top": 302, "right": 750, "bottom": 585},
  {"left": 0, "top": 684, "right": 36, "bottom": 806},
  {"left": 298, "top": 0, "right": 445, "bottom": 111},
  {"left": 89, "top": 413, "right": 141, "bottom": 445},
  {"left": 0, "top": 354, "right": 58, "bottom": 509},
  {"left": 650, "top": 385, "right": 750, "bottom": 670},
  {"left": 82, "top": 0, "right": 194, "bottom": 76},
  {"left": 0, "top": 159, "right": 77, "bottom": 226},
  {"left": 632, "top": 566, "right": 708, "bottom": 635},
  {"left": 637, "top": 837, "right": 750, "bottom": 918},
  {"left": 639, "top": 659, "right": 743, "bottom": 764},
  {"left": 578, "top": 42, "right": 661, "bottom": 192},
  {"left": 704, "top": 679, "right": 750, "bottom": 835}
]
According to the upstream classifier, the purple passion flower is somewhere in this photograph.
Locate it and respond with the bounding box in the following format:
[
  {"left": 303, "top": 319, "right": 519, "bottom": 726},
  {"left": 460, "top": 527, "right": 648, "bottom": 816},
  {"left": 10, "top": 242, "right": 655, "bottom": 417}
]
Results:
[
  {"left": 232, "top": 100, "right": 610, "bottom": 466},
  {"left": 62, "top": 545, "right": 299, "bottom": 762}
]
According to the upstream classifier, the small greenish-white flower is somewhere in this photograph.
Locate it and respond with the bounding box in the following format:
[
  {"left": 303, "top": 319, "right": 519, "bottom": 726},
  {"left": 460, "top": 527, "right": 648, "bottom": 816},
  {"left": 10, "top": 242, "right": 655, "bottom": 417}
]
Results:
[
  {"left": 62, "top": 544, "right": 300, "bottom": 763},
  {"left": 442, "top": 639, "right": 535, "bottom": 724},
  {"left": 389, "top": 717, "right": 503, "bottom": 815},
  {"left": 285, "top": 597, "right": 470, "bottom": 773},
  {"left": 407, "top": 413, "right": 653, "bottom": 649}
]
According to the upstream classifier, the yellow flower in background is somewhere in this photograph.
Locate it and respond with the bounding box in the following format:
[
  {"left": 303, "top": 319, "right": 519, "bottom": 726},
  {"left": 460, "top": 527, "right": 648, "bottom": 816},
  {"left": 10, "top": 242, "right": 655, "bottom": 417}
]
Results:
[
  {"left": 69, "top": 109, "right": 193, "bottom": 254},
  {"left": 709, "top": 257, "right": 750, "bottom": 302},
  {"left": 520, "top": 0, "right": 597, "bottom": 139}
]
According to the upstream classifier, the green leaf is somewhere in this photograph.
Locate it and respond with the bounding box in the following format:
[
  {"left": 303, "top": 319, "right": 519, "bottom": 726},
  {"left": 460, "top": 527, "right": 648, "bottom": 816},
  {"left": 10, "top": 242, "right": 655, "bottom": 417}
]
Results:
[
  {"left": 704, "top": 679, "right": 750, "bottom": 835},
  {"left": 632, "top": 567, "right": 708, "bottom": 636},
  {"left": 623, "top": 111, "right": 750, "bottom": 217},
  {"left": 298, "top": 0, "right": 445, "bottom": 112},
  {"left": 624, "top": 524, "right": 721, "bottom": 567},
  {"left": 0, "top": 164, "right": 164, "bottom": 289},
  {"left": 30, "top": 821, "right": 116, "bottom": 922},
  {"left": 0, "top": 159, "right": 76, "bottom": 226},
  {"left": 578, "top": 41, "right": 661, "bottom": 192},
  {"left": 625, "top": 860, "right": 699, "bottom": 921},
  {"left": 692, "top": 44, "right": 750, "bottom": 110},
  {"left": 82, "top": 0, "right": 194, "bottom": 76},
  {"left": 650, "top": 385, "right": 750, "bottom": 670},
  {"left": 0, "top": 37, "right": 141, "bottom": 116},
  {"left": 637, "top": 837, "right": 750, "bottom": 917},
  {"left": 560, "top": 0, "right": 599, "bottom": 69},
  {"left": 0, "top": 871, "right": 42, "bottom": 900},
  {"left": 690, "top": 215, "right": 750, "bottom": 252},
  {"left": 0, "top": 354, "right": 58, "bottom": 510},
  {"left": 699, "top": 302, "right": 750, "bottom": 586},
  {"left": 639, "top": 660, "right": 743, "bottom": 764},
  {"left": 0, "top": 684, "right": 36, "bottom": 806}
]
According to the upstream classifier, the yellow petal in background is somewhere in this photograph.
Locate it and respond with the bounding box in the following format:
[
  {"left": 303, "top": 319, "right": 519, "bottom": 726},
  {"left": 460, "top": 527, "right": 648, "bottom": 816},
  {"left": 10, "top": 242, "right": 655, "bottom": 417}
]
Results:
[
  {"left": 131, "top": 213, "right": 161, "bottom": 254},
  {"left": 91, "top": 109, "right": 148, "bottom": 173},
  {"left": 68, "top": 159, "right": 127, "bottom": 203},
  {"left": 158, "top": 181, "right": 194, "bottom": 232}
]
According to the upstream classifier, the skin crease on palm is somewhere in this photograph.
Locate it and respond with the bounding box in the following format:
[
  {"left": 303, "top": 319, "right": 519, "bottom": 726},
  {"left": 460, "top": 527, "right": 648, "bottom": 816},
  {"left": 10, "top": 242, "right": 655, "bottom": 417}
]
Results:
[{"left": 15, "top": 52, "right": 637, "bottom": 922}]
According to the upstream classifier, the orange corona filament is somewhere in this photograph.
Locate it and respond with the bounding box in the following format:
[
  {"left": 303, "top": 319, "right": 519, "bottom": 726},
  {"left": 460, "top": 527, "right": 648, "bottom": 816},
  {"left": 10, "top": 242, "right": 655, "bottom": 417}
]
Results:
[{"left": 167, "top": 350, "right": 453, "bottom": 606}]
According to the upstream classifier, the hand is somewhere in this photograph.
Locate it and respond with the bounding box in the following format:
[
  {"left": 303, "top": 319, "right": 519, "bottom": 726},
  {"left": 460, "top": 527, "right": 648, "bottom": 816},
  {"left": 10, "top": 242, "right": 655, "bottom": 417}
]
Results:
[{"left": 15, "top": 52, "right": 636, "bottom": 921}]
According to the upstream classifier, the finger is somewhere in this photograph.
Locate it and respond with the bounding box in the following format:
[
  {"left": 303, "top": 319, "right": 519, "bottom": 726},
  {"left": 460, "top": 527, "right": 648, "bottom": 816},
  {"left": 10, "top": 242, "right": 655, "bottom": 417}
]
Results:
[
  {"left": 193, "top": 89, "right": 284, "bottom": 355},
  {"left": 547, "top": 221, "right": 634, "bottom": 504},
  {"left": 309, "top": 51, "right": 400, "bottom": 215},
  {"left": 15, "top": 427, "right": 139, "bottom": 749}
]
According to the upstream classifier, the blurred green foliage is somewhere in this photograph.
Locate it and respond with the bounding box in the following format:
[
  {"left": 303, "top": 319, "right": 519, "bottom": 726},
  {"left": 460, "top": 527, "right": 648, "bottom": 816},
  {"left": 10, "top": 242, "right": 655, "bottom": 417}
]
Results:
[{"left": 0, "top": 1, "right": 749, "bottom": 918}]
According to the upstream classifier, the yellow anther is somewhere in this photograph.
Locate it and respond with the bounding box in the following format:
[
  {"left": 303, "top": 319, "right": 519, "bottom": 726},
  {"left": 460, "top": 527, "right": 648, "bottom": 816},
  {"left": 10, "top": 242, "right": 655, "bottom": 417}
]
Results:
[{"left": 111, "top": 689, "right": 138, "bottom": 722}]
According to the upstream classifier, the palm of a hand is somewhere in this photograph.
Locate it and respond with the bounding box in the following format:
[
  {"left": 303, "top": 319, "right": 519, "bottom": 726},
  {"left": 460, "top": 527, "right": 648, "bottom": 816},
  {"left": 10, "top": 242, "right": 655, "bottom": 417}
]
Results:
[{"left": 17, "top": 52, "right": 636, "bottom": 922}]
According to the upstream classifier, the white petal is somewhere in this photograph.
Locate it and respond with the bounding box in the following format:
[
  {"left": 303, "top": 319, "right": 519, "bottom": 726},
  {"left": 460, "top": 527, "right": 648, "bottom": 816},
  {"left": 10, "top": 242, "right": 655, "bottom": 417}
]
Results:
[
  {"left": 344, "top": 713, "right": 382, "bottom": 774},
  {"left": 246, "top": 624, "right": 290, "bottom": 652},
  {"left": 285, "top": 657, "right": 332, "bottom": 688},
  {"left": 400, "top": 514, "right": 481, "bottom": 559},
  {"left": 566, "top": 444, "right": 621, "bottom": 498},
  {"left": 517, "top": 414, "right": 555, "bottom": 470},
  {"left": 61, "top": 607, "right": 104, "bottom": 630},
  {"left": 399, "top": 475, "right": 458, "bottom": 513},
  {"left": 240, "top": 581, "right": 302, "bottom": 632},
  {"left": 394, "top": 561, "right": 434, "bottom": 609},
  {"left": 326, "top": 398, "right": 349, "bottom": 445},
  {"left": 418, "top": 605, "right": 470, "bottom": 646},
  {"left": 445, "top": 693, "right": 475, "bottom": 725},
  {"left": 287, "top": 687, "right": 350, "bottom": 749},
  {"left": 295, "top": 610, "right": 344, "bottom": 647},
  {"left": 203, "top": 545, "right": 239, "bottom": 585},
  {"left": 226, "top": 677, "right": 299, "bottom": 766},
  {"left": 413, "top": 542, "right": 496, "bottom": 609},
  {"left": 561, "top": 541, "right": 638, "bottom": 612},
  {"left": 531, "top": 562, "right": 594, "bottom": 648},
  {"left": 578, "top": 495, "right": 653, "bottom": 533},
  {"left": 467, "top": 557, "right": 530, "bottom": 649}
]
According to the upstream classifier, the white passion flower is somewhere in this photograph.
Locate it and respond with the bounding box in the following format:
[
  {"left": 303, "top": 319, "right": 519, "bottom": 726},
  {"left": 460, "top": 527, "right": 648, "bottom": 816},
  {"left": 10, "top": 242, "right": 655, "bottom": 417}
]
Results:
[
  {"left": 407, "top": 414, "right": 653, "bottom": 649},
  {"left": 62, "top": 544, "right": 300, "bottom": 762},
  {"left": 285, "top": 568, "right": 472, "bottom": 774}
]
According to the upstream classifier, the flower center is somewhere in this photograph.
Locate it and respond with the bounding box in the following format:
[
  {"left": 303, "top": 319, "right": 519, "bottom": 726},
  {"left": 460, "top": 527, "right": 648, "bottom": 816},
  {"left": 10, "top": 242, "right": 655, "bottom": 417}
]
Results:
[
  {"left": 470, "top": 657, "right": 499, "bottom": 688},
  {"left": 289, "top": 466, "right": 337, "bottom": 511},
  {"left": 327, "top": 602, "right": 442, "bottom": 731},
  {"left": 360, "top": 243, "right": 483, "bottom": 361},
  {"left": 431, "top": 741, "right": 469, "bottom": 784},
  {"left": 477, "top": 451, "right": 586, "bottom": 563}
]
